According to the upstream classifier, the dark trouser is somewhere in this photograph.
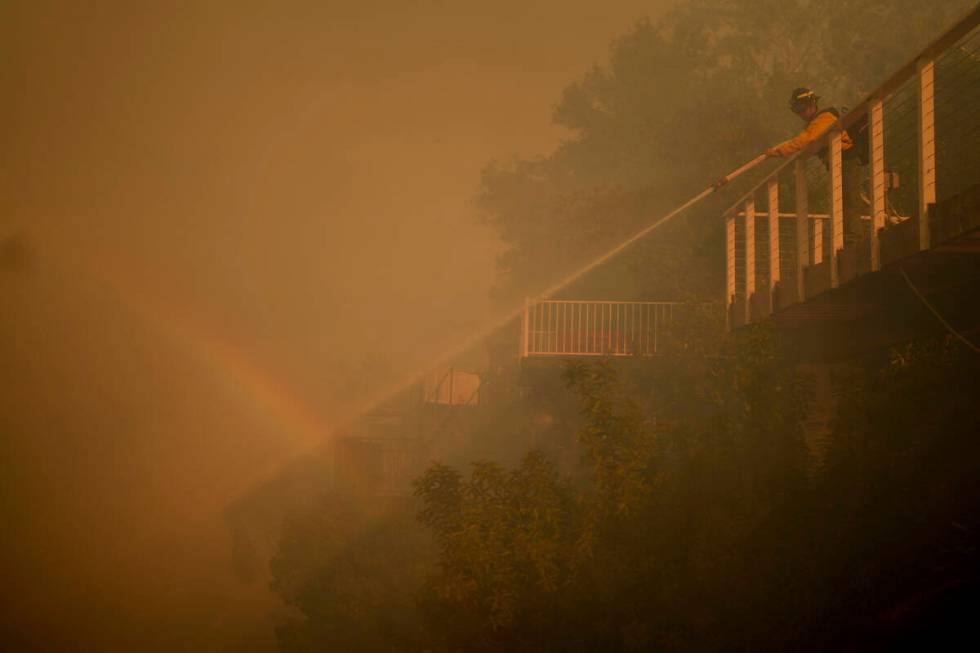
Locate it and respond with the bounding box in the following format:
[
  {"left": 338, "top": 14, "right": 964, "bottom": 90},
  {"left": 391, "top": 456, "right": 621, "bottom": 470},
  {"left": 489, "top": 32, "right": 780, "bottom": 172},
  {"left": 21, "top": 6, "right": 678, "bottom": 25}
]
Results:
[{"left": 842, "top": 155, "right": 867, "bottom": 245}]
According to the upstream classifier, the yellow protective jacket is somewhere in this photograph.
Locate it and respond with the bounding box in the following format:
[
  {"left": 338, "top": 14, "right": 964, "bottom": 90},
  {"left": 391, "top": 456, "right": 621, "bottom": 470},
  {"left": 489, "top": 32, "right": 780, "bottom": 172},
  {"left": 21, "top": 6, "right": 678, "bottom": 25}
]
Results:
[{"left": 772, "top": 108, "right": 853, "bottom": 157}]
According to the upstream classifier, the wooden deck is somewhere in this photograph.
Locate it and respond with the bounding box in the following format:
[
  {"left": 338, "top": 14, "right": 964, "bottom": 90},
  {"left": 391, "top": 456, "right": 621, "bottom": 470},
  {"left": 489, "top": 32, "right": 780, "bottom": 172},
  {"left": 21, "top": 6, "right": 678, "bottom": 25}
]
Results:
[{"left": 749, "top": 184, "right": 980, "bottom": 360}]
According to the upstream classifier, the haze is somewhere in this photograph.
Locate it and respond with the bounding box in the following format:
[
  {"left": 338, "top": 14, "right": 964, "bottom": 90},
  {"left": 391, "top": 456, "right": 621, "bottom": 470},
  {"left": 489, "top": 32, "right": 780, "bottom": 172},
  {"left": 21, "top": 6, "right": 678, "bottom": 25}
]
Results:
[{"left": 0, "top": 1, "right": 667, "bottom": 650}]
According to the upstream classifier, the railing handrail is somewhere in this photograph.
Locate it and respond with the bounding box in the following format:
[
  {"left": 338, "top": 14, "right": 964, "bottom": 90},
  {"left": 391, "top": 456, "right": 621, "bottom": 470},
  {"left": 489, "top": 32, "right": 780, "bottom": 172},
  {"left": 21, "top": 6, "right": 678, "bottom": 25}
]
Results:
[
  {"left": 522, "top": 298, "right": 679, "bottom": 358},
  {"left": 723, "top": 3, "right": 980, "bottom": 218},
  {"left": 528, "top": 299, "right": 681, "bottom": 306},
  {"left": 724, "top": 2, "right": 980, "bottom": 330}
]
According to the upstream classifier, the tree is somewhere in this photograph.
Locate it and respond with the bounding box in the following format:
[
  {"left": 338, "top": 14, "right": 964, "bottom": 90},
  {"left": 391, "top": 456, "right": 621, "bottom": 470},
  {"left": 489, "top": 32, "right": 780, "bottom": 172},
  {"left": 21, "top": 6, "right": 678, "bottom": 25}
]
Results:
[{"left": 414, "top": 453, "right": 580, "bottom": 651}]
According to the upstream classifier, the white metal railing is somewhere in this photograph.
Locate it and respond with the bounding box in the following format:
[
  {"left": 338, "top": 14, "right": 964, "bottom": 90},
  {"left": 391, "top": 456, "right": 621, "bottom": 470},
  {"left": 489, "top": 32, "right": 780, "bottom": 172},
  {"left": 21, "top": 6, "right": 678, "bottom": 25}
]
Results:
[
  {"left": 725, "top": 5, "right": 980, "bottom": 329},
  {"left": 521, "top": 299, "right": 677, "bottom": 358}
]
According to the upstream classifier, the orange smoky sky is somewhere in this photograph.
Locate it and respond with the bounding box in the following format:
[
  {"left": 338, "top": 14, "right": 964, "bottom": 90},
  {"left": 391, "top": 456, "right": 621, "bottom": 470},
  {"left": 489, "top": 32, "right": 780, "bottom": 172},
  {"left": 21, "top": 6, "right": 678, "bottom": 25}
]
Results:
[{"left": 1, "top": 1, "right": 669, "bottom": 650}]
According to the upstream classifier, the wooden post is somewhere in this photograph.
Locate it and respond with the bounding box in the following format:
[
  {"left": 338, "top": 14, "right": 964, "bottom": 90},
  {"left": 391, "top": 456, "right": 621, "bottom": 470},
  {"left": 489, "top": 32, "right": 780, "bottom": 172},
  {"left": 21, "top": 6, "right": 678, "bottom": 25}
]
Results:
[
  {"left": 795, "top": 158, "right": 808, "bottom": 300},
  {"left": 744, "top": 197, "right": 756, "bottom": 324},
  {"left": 917, "top": 57, "right": 936, "bottom": 250},
  {"left": 812, "top": 217, "right": 823, "bottom": 266},
  {"left": 829, "top": 130, "right": 844, "bottom": 288},
  {"left": 726, "top": 213, "right": 735, "bottom": 329},
  {"left": 767, "top": 178, "right": 780, "bottom": 314},
  {"left": 870, "top": 99, "right": 886, "bottom": 271},
  {"left": 521, "top": 298, "right": 529, "bottom": 359}
]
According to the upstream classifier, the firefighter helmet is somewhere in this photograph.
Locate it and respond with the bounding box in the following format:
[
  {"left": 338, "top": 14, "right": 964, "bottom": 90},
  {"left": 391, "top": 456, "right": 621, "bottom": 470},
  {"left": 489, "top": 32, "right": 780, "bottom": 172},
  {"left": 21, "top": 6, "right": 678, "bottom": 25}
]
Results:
[{"left": 789, "top": 87, "right": 819, "bottom": 112}]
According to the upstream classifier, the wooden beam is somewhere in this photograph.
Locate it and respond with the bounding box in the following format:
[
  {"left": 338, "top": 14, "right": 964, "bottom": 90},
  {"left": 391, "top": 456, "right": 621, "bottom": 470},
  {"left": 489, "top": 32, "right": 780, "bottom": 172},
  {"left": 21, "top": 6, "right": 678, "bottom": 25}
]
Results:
[
  {"left": 521, "top": 298, "right": 529, "bottom": 358},
  {"left": 745, "top": 197, "right": 756, "bottom": 324},
  {"left": 768, "top": 179, "right": 780, "bottom": 296},
  {"left": 829, "top": 131, "right": 844, "bottom": 288},
  {"left": 870, "top": 98, "right": 886, "bottom": 271},
  {"left": 726, "top": 214, "right": 735, "bottom": 329},
  {"left": 917, "top": 57, "right": 936, "bottom": 251},
  {"left": 795, "top": 158, "right": 808, "bottom": 300}
]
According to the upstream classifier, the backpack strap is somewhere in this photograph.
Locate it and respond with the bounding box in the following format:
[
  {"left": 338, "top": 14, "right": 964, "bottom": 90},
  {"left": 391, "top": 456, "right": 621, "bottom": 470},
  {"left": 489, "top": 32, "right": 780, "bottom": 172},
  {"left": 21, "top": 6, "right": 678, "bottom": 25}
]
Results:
[{"left": 814, "top": 107, "right": 840, "bottom": 122}]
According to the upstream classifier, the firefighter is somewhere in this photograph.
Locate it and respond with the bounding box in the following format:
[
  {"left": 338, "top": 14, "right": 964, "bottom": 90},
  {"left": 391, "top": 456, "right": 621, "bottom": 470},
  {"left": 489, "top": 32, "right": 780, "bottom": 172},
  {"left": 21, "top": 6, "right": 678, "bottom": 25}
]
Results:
[{"left": 767, "top": 87, "right": 867, "bottom": 246}]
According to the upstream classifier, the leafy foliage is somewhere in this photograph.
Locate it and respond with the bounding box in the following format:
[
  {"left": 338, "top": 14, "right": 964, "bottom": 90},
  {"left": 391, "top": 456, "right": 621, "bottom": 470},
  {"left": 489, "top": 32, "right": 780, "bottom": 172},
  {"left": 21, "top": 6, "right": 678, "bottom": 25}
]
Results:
[{"left": 414, "top": 453, "right": 578, "bottom": 650}]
